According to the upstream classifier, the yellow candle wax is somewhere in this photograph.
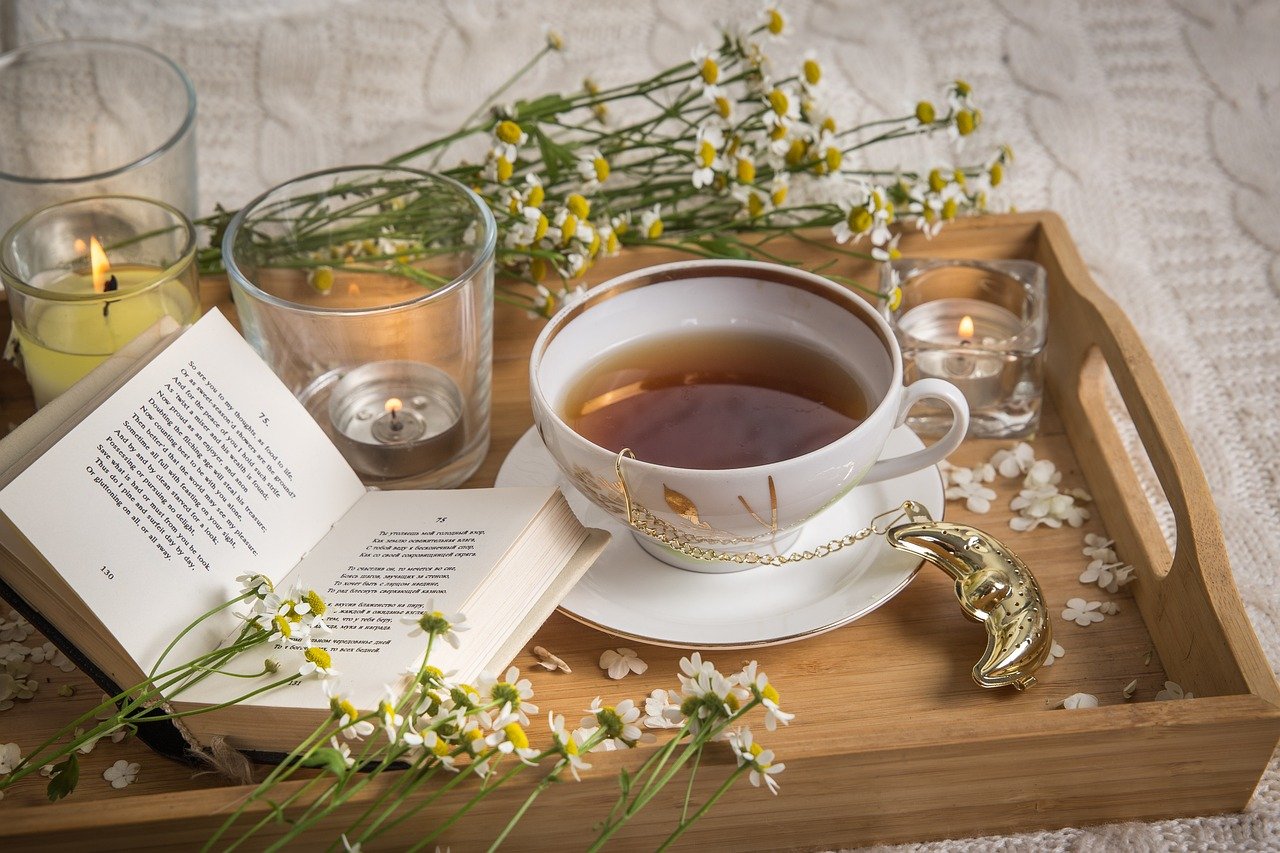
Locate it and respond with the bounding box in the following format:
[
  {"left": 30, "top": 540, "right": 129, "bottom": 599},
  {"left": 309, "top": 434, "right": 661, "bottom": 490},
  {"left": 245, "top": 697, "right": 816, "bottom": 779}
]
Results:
[{"left": 14, "top": 265, "right": 196, "bottom": 407}]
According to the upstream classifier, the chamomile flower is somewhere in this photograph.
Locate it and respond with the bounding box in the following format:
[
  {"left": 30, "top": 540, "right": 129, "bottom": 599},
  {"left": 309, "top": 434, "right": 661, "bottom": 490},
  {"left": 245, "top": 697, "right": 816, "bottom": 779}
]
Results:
[
  {"left": 761, "top": 5, "right": 786, "bottom": 37},
  {"left": 728, "top": 727, "right": 785, "bottom": 794},
  {"left": 485, "top": 708, "right": 539, "bottom": 765},
  {"left": 549, "top": 711, "right": 591, "bottom": 779},
  {"left": 492, "top": 120, "right": 528, "bottom": 162},
  {"left": 324, "top": 680, "right": 374, "bottom": 740},
  {"left": 377, "top": 686, "right": 406, "bottom": 740},
  {"left": 576, "top": 149, "right": 610, "bottom": 190},
  {"left": 640, "top": 205, "right": 665, "bottom": 240},
  {"left": 236, "top": 573, "right": 273, "bottom": 598},
  {"left": 581, "top": 697, "right": 645, "bottom": 748},
  {"left": 736, "top": 662, "right": 794, "bottom": 730},
  {"left": 833, "top": 197, "right": 874, "bottom": 244},
  {"left": 478, "top": 666, "right": 539, "bottom": 725},
  {"left": 692, "top": 125, "right": 726, "bottom": 188},
  {"left": 298, "top": 646, "right": 338, "bottom": 679},
  {"left": 690, "top": 45, "right": 722, "bottom": 95},
  {"left": 404, "top": 726, "right": 458, "bottom": 770},
  {"left": 402, "top": 606, "right": 468, "bottom": 649}
]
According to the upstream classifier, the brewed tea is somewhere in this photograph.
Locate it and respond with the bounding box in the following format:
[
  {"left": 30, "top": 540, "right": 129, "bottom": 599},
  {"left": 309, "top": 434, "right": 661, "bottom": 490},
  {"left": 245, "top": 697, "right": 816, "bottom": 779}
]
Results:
[{"left": 562, "top": 329, "right": 869, "bottom": 469}]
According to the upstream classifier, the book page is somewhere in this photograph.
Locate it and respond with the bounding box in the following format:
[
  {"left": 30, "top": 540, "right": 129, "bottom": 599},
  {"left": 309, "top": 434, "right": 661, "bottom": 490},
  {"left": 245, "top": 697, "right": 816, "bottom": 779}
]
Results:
[
  {"left": 180, "top": 487, "right": 556, "bottom": 709},
  {"left": 0, "top": 311, "right": 367, "bottom": 669}
]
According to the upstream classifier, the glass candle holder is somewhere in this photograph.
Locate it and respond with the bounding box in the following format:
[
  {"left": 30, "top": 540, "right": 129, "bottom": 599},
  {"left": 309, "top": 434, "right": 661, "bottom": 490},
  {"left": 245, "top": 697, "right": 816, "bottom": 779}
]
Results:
[
  {"left": 881, "top": 258, "right": 1047, "bottom": 439},
  {"left": 0, "top": 195, "right": 200, "bottom": 407},
  {"left": 223, "top": 166, "right": 496, "bottom": 488},
  {"left": 0, "top": 39, "right": 198, "bottom": 239}
]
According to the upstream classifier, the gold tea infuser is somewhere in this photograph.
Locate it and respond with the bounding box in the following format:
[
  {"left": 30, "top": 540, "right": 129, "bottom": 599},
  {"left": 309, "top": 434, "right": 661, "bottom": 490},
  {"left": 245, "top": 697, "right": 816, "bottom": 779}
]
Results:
[{"left": 614, "top": 452, "right": 1053, "bottom": 691}]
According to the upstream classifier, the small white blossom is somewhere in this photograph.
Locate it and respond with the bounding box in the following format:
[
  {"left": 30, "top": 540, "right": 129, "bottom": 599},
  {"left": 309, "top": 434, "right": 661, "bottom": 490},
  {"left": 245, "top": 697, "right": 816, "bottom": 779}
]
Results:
[
  {"left": 1155, "top": 681, "right": 1194, "bottom": 701},
  {"left": 0, "top": 742, "right": 21, "bottom": 773},
  {"left": 1041, "top": 640, "right": 1065, "bottom": 667},
  {"left": 1061, "top": 598, "right": 1105, "bottom": 627},
  {"left": 103, "top": 759, "right": 140, "bottom": 789},
  {"left": 1082, "top": 533, "right": 1114, "bottom": 561},
  {"left": 728, "top": 727, "right": 786, "bottom": 794},
  {"left": 1099, "top": 601, "right": 1120, "bottom": 616},
  {"left": 1060, "top": 692, "right": 1099, "bottom": 709},
  {"left": 642, "top": 688, "right": 681, "bottom": 729},
  {"left": 1123, "top": 679, "right": 1139, "bottom": 699},
  {"left": 945, "top": 467, "right": 997, "bottom": 513},
  {"left": 991, "top": 442, "right": 1035, "bottom": 478},
  {"left": 599, "top": 648, "right": 648, "bottom": 680}
]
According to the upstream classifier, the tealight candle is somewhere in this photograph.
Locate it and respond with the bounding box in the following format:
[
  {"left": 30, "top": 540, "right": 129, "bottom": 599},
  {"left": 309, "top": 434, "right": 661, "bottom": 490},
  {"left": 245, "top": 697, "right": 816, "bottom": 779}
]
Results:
[
  {"left": 883, "top": 259, "right": 1048, "bottom": 439},
  {"left": 1, "top": 197, "right": 200, "bottom": 408},
  {"left": 327, "top": 361, "right": 466, "bottom": 480}
]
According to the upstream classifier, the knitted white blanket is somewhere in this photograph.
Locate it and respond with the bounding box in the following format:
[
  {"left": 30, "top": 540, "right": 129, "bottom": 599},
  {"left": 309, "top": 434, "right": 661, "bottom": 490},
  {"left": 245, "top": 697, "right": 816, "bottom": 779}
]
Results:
[{"left": 4, "top": 0, "right": 1276, "bottom": 848}]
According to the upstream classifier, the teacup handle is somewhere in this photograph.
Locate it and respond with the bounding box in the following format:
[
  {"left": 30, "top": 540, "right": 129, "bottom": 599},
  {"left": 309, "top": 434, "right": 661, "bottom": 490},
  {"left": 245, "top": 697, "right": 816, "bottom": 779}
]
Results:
[{"left": 860, "top": 378, "right": 969, "bottom": 485}]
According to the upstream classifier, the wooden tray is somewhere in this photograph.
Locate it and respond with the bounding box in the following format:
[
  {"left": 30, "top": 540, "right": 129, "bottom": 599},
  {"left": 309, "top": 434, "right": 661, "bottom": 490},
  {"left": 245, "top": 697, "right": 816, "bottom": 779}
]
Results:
[{"left": 1, "top": 212, "right": 1276, "bottom": 850}]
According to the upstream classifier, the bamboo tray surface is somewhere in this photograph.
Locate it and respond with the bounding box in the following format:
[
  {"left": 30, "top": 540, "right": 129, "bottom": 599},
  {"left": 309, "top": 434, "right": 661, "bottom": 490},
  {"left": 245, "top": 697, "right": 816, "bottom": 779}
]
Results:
[{"left": 1, "top": 213, "right": 1276, "bottom": 850}]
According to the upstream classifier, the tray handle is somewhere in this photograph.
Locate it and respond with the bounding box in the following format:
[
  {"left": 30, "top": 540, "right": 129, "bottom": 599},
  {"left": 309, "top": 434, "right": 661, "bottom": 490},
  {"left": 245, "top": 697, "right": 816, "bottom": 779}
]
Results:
[{"left": 1033, "top": 213, "right": 1276, "bottom": 701}]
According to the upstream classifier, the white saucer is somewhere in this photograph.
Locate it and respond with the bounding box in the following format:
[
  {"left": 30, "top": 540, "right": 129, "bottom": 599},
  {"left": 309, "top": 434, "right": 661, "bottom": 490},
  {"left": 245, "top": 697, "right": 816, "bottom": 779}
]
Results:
[{"left": 495, "top": 426, "right": 945, "bottom": 649}]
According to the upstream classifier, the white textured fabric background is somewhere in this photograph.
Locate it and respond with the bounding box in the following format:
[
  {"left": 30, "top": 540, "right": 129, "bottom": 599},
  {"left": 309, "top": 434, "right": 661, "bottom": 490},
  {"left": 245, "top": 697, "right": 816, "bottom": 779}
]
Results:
[{"left": 3, "top": 0, "right": 1278, "bottom": 849}]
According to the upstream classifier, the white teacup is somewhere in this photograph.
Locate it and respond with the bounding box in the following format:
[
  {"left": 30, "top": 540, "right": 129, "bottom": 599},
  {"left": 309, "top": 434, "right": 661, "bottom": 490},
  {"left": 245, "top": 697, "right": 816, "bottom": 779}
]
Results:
[{"left": 529, "top": 260, "right": 968, "bottom": 572}]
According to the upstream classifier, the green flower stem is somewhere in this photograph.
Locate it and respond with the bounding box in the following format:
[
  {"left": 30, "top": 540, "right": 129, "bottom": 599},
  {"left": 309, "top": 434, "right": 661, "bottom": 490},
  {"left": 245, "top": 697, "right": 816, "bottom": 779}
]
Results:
[
  {"left": 148, "top": 591, "right": 255, "bottom": 676},
  {"left": 656, "top": 765, "right": 750, "bottom": 852},
  {"left": 680, "top": 749, "right": 703, "bottom": 822},
  {"left": 406, "top": 758, "right": 529, "bottom": 853},
  {"left": 486, "top": 767, "right": 559, "bottom": 852}
]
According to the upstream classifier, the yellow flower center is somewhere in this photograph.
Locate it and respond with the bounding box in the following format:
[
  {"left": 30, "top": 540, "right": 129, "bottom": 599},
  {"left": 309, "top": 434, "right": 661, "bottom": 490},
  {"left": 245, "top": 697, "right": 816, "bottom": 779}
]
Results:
[
  {"left": 924, "top": 206, "right": 938, "bottom": 224},
  {"left": 821, "top": 116, "right": 837, "bottom": 134},
  {"left": 715, "top": 95, "right": 733, "bottom": 118},
  {"left": 749, "top": 741, "right": 764, "bottom": 757},
  {"left": 701, "top": 58, "right": 720, "bottom": 85},
  {"left": 304, "top": 647, "right": 332, "bottom": 669},
  {"left": 526, "top": 184, "right": 545, "bottom": 208},
  {"left": 824, "top": 147, "right": 843, "bottom": 172},
  {"left": 747, "top": 192, "right": 765, "bottom": 218},
  {"left": 889, "top": 247, "right": 902, "bottom": 260},
  {"left": 564, "top": 736, "right": 579, "bottom": 756},
  {"left": 567, "top": 193, "right": 591, "bottom": 219},
  {"left": 697, "top": 140, "right": 716, "bottom": 169},
  {"left": 768, "top": 88, "right": 789, "bottom": 116},
  {"left": 646, "top": 216, "right": 664, "bottom": 240},
  {"left": 785, "top": 139, "right": 807, "bottom": 167},
  {"left": 953, "top": 169, "right": 967, "bottom": 186},
  {"left": 736, "top": 158, "right": 756, "bottom": 184},
  {"left": 533, "top": 212, "right": 549, "bottom": 242},
  {"left": 530, "top": 257, "right": 548, "bottom": 282},
  {"left": 887, "top": 286, "right": 903, "bottom": 311},
  {"left": 849, "top": 207, "right": 874, "bottom": 233},
  {"left": 769, "top": 123, "right": 788, "bottom": 141},
  {"left": 507, "top": 193, "right": 521, "bottom": 214},
  {"left": 495, "top": 120, "right": 524, "bottom": 145},
  {"left": 803, "top": 59, "right": 821, "bottom": 86},
  {"left": 606, "top": 229, "right": 620, "bottom": 253},
  {"left": 432, "top": 738, "right": 450, "bottom": 757},
  {"left": 339, "top": 699, "right": 359, "bottom": 721},
  {"left": 593, "top": 155, "right": 610, "bottom": 183},
  {"left": 588, "top": 231, "right": 602, "bottom": 257},
  {"left": 495, "top": 155, "right": 514, "bottom": 182},
  {"left": 955, "top": 109, "right": 976, "bottom": 136},
  {"left": 467, "top": 728, "right": 484, "bottom": 742},
  {"left": 771, "top": 183, "right": 788, "bottom": 206},
  {"left": 560, "top": 213, "right": 579, "bottom": 245},
  {"left": 954, "top": 79, "right": 972, "bottom": 97},
  {"left": 308, "top": 267, "right": 334, "bottom": 295},
  {"left": 303, "top": 590, "right": 326, "bottom": 617},
  {"left": 928, "top": 168, "right": 946, "bottom": 193},
  {"left": 272, "top": 615, "right": 292, "bottom": 638},
  {"left": 942, "top": 198, "right": 959, "bottom": 220},
  {"left": 989, "top": 162, "right": 1004, "bottom": 187},
  {"left": 915, "top": 101, "right": 937, "bottom": 125},
  {"left": 503, "top": 723, "right": 530, "bottom": 750},
  {"left": 725, "top": 693, "right": 741, "bottom": 711},
  {"left": 762, "top": 683, "right": 780, "bottom": 704},
  {"left": 766, "top": 8, "right": 785, "bottom": 34}
]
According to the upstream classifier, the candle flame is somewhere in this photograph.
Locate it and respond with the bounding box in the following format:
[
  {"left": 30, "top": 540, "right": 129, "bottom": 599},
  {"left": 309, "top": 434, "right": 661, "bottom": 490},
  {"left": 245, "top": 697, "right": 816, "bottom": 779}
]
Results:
[
  {"left": 958, "top": 314, "right": 975, "bottom": 340},
  {"left": 384, "top": 398, "right": 403, "bottom": 415},
  {"left": 89, "top": 237, "right": 112, "bottom": 294}
]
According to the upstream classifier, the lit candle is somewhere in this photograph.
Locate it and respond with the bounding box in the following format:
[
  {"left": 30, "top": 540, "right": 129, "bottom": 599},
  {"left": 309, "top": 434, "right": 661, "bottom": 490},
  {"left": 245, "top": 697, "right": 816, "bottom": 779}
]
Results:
[
  {"left": 897, "top": 298, "right": 1020, "bottom": 410},
  {"left": 327, "top": 361, "right": 466, "bottom": 480},
  {"left": 12, "top": 235, "right": 196, "bottom": 407}
]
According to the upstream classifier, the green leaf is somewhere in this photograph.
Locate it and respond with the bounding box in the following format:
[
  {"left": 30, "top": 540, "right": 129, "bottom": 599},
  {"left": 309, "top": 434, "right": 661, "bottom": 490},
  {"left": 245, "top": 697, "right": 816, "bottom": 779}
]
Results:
[
  {"left": 515, "top": 94, "right": 571, "bottom": 119},
  {"left": 45, "top": 753, "right": 80, "bottom": 802},
  {"left": 531, "top": 127, "right": 575, "bottom": 184},
  {"left": 694, "top": 236, "right": 751, "bottom": 259},
  {"left": 300, "top": 748, "right": 350, "bottom": 777}
]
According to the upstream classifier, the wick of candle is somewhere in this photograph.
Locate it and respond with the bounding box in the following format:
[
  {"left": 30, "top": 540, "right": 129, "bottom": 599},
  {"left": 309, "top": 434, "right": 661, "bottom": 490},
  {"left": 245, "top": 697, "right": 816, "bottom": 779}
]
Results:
[
  {"left": 102, "top": 274, "right": 119, "bottom": 318},
  {"left": 385, "top": 397, "right": 404, "bottom": 432}
]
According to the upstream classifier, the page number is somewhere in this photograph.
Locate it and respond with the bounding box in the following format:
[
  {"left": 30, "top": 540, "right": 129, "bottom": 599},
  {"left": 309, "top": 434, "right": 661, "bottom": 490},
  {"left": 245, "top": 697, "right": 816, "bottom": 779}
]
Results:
[
  {"left": 100, "top": 565, "right": 115, "bottom": 580},
  {"left": 436, "top": 516, "right": 447, "bottom": 523}
]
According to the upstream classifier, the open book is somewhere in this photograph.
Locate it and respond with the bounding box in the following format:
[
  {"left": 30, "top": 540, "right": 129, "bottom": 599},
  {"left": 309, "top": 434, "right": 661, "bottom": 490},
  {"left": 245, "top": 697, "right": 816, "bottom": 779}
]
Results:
[{"left": 0, "top": 311, "right": 607, "bottom": 755}]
